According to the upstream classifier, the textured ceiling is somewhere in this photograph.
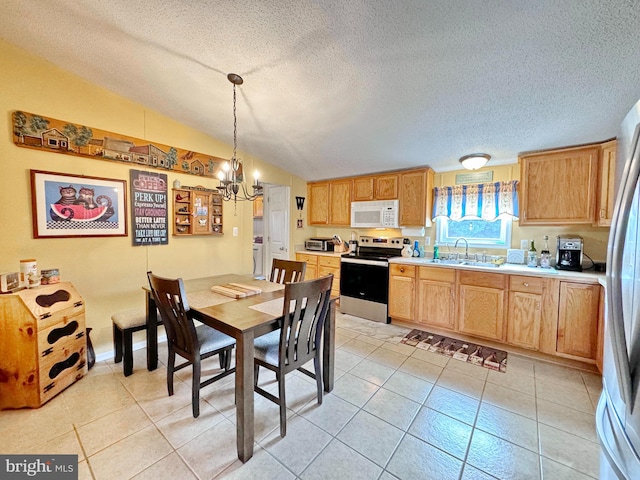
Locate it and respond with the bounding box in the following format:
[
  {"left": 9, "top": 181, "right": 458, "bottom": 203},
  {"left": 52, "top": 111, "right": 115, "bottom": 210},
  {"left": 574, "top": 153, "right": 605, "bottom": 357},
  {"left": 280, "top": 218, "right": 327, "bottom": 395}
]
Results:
[{"left": 2, "top": 0, "right": 640, "bottom": 181}]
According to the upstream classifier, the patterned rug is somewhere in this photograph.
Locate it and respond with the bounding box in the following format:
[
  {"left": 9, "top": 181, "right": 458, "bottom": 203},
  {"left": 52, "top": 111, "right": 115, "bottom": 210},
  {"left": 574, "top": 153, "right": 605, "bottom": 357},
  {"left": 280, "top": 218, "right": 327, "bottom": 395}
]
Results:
[{"left": 400, "top": 329, "right": 507, "bottom": 373}]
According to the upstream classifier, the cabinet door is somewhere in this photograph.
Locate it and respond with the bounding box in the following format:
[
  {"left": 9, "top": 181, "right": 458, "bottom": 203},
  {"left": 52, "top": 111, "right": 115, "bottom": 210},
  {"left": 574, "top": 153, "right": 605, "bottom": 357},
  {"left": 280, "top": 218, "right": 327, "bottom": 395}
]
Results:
[
  {"left": 375, "top": 174, "right": 399, "bottom": 200},
  {"left": 458, "top": 272, "right": 506, "bottom": 341},
  {"left": 519, "top": 146, "right": 598, "bottom": 225},
  {"left": 557, "top": 282, "right": 600, "bottom": 359},
  {"left": 318, "top": 256, "right": 341, "bottom": 297},
  {"left": 595, "top": 140, "right": 616, "bottom": 227},
  {"left": 417, "top": 267, "right": 455, "bottom": 330},
  {"left": 295, "top": 253, "right": 318, "bottom": 280},
  {"left": 192, "top": 192, "right": 211, "bottom": 234},
  {"left": 253, "top": 195, "right": 264, "bottom": 218},
  {"left": 388, "top": 264, "right": 415, "bottom": 321},
  {"left": 507, "top": 291, "right": 541, "bottom": 350},
  {"left": 329, "top": 179, "right": 352, "bottom": 225},
  {"left": 308, "top": 182, "right": 329, "bottom": 225},
  {"left": 399, "top": 170, "right": 427, "bottom": 226},
  {"left": 353, "top": 176, "right": 375, "bottom": 201}
]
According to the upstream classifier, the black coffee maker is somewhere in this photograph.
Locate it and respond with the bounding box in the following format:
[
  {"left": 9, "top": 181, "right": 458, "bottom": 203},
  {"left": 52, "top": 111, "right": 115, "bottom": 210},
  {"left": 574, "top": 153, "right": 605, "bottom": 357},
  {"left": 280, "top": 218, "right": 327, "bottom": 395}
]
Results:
[{"left": 556, "top": 236, "right": 583, "bottom": 271}]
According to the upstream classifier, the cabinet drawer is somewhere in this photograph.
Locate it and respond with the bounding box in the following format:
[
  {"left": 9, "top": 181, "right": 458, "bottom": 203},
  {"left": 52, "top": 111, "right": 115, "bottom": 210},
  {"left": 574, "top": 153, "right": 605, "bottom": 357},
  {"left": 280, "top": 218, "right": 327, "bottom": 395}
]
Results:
[
  {"left": 459, "top": 271, "right": 507, "bottom": 289},
  {"left": 419, "top": 266, "right": 455, "bottom": 283},
  {"left": 38, "top": 312, "right": 85, "bottom": 359},
  {"left": 39, "top": 330, "right": 86, "bottom": 375},
  {"left": 318, "top": 266, "right": 339, "bottom": 279},
  {"left": 390, "top": 264, "right": 416, "bottom": 277},
  {"left": 509, "top": 275, "right": 543, "bottom": 294},
  {"left": 318, "top": 256, "right": 341, "bottom": 268},
  {"left": 40, "top": 365, "right": 86, "bottom": 405},
  {"left": 296, "top": 253, "right": 318, "bottom": 265}
]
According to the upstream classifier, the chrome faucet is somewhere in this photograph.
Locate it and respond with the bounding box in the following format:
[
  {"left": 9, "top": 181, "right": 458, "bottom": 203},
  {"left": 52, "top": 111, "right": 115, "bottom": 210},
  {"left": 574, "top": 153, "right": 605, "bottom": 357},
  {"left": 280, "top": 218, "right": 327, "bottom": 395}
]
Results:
[{"left": 454, "top": 237, "right": 469, "bottom": 259}]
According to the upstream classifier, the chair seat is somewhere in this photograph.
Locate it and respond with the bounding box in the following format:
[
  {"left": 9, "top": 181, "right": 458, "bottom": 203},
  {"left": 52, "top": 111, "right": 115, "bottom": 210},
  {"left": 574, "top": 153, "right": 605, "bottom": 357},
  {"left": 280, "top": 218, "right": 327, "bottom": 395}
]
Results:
[
  {"left": 196, "top": 324, "right": 235, "bottom": 355},
  {"left": 112, "top": 309, "right": 147, "bottom": 329},
  {"left": 253, "top": 330, "right": 281, "bottom": 365}
]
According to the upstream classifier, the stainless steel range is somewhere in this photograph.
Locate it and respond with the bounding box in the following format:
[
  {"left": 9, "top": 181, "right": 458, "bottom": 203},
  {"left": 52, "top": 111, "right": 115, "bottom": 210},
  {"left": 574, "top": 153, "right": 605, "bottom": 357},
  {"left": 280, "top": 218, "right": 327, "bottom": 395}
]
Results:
[{"left": 340, "top": 236, "right": 406, "bottom": 323}]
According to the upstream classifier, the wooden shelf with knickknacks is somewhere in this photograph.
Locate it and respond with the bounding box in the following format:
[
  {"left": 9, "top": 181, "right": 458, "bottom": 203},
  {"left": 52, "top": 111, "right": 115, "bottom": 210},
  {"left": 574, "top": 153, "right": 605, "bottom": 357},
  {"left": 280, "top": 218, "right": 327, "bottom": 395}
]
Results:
[{"left": 173, "top": 185, "right": 223, "bottom": 236}]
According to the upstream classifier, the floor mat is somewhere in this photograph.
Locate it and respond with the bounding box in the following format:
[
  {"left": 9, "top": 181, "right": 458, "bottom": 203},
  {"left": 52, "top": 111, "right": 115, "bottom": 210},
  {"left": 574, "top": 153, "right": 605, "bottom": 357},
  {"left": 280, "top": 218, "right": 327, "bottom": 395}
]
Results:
[{"left": 400, "top": 329, "right": 507, "bottom": 373}]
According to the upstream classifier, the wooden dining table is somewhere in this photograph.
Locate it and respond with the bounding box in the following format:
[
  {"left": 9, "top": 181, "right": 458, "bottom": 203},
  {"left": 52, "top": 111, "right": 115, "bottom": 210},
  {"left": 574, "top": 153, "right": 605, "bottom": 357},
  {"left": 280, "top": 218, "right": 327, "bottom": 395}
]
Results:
[{"left": 143, "top": 273, "right": 336, "bottom": 462}]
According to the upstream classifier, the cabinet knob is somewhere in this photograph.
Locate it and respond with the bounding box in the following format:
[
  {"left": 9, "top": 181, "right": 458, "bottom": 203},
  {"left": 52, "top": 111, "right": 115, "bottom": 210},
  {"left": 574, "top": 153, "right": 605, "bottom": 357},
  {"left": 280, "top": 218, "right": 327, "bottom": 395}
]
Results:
[
  {"left": 400, "top": 268, "right": 405, "bottom": 273},
  {"left": 523, "top": 282, "right": 529, "bottom": 287}
]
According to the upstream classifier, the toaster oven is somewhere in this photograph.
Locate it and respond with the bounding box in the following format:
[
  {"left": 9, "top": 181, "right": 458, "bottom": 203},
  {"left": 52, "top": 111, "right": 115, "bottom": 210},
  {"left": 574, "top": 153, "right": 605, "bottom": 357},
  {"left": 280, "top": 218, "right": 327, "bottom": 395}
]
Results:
[{"left": 305, "top": 238, "right": 335, "bottom": 252}]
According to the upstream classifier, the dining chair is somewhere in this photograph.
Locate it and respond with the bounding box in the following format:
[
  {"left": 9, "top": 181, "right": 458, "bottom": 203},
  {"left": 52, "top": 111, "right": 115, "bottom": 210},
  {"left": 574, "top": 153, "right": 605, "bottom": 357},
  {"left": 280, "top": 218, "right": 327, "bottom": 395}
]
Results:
[
  {"left": 253, "top": 274, "right": 333, "bottom": 437},
  {"left": 269, "top": 259, "right": 306, "bottom": 284},
  {"left": 147, "top": 271, "right": 236, "bottom": 418}
]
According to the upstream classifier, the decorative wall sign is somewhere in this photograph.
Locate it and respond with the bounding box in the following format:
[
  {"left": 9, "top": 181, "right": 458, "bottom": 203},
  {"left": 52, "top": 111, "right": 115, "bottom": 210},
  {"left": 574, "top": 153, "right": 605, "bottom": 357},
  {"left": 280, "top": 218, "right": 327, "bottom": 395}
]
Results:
[
  {"left": 130, "top": 169, "right": 168, "bottom": 246},
  {"left": 13, "top": 111, "right": 228, "bottom": 179},
  {"left": 30, "top": 170, "right": 127, "bottom": 238}
]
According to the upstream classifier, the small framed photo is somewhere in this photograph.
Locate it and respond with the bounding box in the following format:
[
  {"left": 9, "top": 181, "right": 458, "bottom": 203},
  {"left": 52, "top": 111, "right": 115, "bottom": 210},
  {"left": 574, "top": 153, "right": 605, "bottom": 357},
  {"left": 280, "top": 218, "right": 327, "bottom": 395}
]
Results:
[{"left": 30, "top": 169, "right": 127, "bottom": 238}]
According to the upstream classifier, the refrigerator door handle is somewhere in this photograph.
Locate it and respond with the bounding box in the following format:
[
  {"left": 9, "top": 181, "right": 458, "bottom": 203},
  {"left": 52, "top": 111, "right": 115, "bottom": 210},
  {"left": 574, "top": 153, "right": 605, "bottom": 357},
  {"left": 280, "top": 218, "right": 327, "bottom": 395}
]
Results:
[{"left": 607, "top": 135, "right": 640, "bottom": 408}]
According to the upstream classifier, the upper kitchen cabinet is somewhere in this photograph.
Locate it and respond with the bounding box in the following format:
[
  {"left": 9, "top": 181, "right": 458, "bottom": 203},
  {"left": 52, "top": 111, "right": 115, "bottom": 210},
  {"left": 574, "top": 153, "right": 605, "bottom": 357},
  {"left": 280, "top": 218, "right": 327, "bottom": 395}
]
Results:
[
  {"left": 399, "top": 168, "right": 434, "bottom": 227},
  {"left": 307, "top": 179, "right": 352, "bottom": 226},
  {"left": 353, "top": 174, "right": 399, "bottom": 201},
  {"left": 329, "top": 179, "right": 352, "bottom": 226},
  {"left": 519, "top": 145, "right": 599, "bottom": 225},
  {"left": 308, "top": 181, "right": 329, "bottom": 225},
  {"left": 595, "top": 139, "right": 617, "bottom": 227}
]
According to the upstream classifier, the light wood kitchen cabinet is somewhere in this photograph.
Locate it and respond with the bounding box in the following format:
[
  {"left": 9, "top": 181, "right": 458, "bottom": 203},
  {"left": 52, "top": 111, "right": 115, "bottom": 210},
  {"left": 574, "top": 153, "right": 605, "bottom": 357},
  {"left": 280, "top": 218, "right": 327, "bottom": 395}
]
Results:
[
  {"left": 388, "top": 264, "right": 416, "bottom": 321},
  {"left": 375, "top": 174, "right": 399, "bottom": 200},
  {"left": 417, "top": 266, "right": 456, "bottom": 330},
  {"left": 557, "top": 281, "right": 601, "bottom": 360},
  {"left": 253, "top": 195, "right": 263, "bottom": 218},
  {"left": 458, "top": 271, "right": 507, "bottom": 341},
  {"left": 595, "top": 139, "right": 617, "bottom": 227},
  {"left": 308, "top": 182, "right": 329, "bottom": 225},
  {"left": 295, "top": 253, "right": 319, "bottom": 279},
  {"left": 329, "top": 179, "right": 352, "bottom": 226},
  {"left": 353, "top": 174, "right": 399, "bottom": 201},
  {"left": 317, "top": 256, "right": 341, "bottom": 298},
  {"left": 353, "top": 176, "right": 375, "bottom": 201},
  {"left": 519, "top": 145, "right": 599, "bottom": 225},
  {"left": 399, "top": 168, "right": 434, "bottom": 227},
  {"left": 507, "top": 275, "right": 543, "bottom": 350}
]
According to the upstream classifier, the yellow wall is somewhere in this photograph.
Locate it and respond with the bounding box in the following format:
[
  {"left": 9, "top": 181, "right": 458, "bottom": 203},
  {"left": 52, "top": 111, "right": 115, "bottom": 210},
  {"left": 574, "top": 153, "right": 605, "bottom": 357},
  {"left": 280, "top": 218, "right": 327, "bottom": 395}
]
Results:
[
  {"left": 0, "top": 39, "right": 313, "bottom": 355},
  {"left": 314, "top": 163, "right": 610, "bottom": 262}
]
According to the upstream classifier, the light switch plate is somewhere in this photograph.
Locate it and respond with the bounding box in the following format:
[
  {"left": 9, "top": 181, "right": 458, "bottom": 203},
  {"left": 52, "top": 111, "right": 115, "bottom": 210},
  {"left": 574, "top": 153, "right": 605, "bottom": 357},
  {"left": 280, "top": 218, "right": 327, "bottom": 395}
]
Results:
[
  {"left": 233, "top": 227, "right": 238, "bottom": 236},
  {"left": 424, "top": 237, "right": 431, "bottom": 246},
  {"left": 520, "top": 239, "right": 529, "bottom": 250}
]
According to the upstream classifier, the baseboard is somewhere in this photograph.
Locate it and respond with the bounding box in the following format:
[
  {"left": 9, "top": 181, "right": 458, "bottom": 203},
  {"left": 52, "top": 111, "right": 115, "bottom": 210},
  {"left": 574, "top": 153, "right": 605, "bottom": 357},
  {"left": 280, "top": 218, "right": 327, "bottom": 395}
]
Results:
[{"left": 95, "top": 333, "right": 168, "bottom": 363}]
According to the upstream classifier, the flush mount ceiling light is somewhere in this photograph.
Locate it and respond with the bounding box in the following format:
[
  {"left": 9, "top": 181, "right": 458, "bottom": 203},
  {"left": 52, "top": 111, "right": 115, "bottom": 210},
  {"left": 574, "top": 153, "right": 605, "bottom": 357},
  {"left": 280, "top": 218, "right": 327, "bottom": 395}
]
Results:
[
  {"left": 459, "top": 153, "right": 491, "bottom": 170},
  {"left": 217, "top": 73, "right": 263, "bottom": 209}
]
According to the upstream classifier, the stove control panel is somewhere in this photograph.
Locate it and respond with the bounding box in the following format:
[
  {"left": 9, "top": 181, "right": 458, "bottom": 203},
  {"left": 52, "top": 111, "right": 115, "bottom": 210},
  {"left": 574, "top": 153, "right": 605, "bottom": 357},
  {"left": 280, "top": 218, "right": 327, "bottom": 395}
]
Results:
[{"left": 358, "top": 236, "right": 407, "bottom": 248}]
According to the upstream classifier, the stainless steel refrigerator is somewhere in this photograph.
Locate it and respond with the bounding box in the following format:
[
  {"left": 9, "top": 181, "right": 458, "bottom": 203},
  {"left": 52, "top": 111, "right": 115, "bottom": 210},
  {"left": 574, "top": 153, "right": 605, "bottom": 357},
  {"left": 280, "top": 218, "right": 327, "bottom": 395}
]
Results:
[{"left": 598, "top": 98, "right": 640, "bottom": 479}]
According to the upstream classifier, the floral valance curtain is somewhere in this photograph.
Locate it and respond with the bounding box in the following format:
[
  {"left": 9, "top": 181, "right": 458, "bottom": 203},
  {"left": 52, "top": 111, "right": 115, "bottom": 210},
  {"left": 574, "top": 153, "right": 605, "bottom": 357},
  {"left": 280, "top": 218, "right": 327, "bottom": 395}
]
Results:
[{"left": 432, "top": 180, "right": 519, "bottom": 221}]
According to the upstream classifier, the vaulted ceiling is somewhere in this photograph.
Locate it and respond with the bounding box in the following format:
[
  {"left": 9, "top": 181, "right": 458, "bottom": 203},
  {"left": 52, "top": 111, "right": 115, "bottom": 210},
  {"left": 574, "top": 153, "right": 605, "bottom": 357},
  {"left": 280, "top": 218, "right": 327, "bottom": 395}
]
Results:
[{"left": 2, "top": 1, "right": 640, "bottom": 180}]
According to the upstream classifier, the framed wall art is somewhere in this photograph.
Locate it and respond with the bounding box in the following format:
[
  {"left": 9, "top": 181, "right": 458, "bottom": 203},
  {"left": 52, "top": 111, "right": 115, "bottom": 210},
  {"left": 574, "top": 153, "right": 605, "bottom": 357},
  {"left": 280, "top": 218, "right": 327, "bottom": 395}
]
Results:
[{"left": 30, "top": 170, "right": 127, "bottom": 238}]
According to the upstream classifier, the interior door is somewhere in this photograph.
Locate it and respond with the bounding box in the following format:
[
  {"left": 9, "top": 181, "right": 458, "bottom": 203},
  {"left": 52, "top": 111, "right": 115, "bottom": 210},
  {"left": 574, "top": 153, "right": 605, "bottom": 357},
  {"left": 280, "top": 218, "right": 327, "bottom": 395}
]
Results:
[{"left": 264, "top": 185, "right": 290, "bottom": 272}]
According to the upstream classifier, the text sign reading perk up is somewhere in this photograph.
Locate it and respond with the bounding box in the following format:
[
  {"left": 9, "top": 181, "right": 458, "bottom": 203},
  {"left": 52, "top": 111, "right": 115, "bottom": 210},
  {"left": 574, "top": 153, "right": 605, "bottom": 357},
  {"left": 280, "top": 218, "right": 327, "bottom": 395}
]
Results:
[{"left": 130, "top": 169, "right": 168, "bottom": 246}]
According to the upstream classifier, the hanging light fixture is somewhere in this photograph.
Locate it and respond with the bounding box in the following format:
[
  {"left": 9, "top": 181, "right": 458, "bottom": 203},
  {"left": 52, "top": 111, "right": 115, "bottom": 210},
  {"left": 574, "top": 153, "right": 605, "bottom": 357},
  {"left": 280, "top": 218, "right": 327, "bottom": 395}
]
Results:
[
  {"left": 217, "top": 73, "right": 263, "bottom": 207},
  {"left": 459, "top": 153, "right": 491, "bottom": 170}
]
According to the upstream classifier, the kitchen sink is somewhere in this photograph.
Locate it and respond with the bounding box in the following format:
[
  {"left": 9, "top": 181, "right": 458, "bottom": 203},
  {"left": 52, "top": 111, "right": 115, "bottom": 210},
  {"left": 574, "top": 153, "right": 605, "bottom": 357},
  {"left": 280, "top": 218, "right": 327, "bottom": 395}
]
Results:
[{"left": 422, "top": 259, "right": 501, "bottom": 268}]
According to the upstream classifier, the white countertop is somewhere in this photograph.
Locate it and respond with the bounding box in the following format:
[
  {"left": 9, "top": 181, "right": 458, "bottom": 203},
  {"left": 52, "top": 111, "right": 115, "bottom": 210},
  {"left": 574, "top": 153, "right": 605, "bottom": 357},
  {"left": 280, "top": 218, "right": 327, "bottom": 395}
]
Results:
[
  {"left": 389, "top": 257, "right": 605, "bottom": 283},
  {"left": 297, "top": 250, "right": 345, "bottom": 258}
]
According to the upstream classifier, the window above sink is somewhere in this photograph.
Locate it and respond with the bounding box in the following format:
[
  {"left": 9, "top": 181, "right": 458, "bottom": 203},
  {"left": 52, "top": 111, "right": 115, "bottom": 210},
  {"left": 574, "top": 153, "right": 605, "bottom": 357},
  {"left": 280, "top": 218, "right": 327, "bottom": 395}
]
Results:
[{"left": 435, "top": 216, "right": 513, "bottom": 249}]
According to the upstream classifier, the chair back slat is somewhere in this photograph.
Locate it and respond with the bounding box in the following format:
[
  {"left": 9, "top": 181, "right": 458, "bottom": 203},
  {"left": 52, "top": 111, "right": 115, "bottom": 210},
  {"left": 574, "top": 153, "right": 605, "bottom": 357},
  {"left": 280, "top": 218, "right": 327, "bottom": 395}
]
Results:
[
  {"left": 270, "top": 259, "right": 306, "bottom": 284},
  {"left": 147, "top": 272, "right": 198, "bottom": 359},
  {"left": 279, "top": 274, "right": 333, "bottom": 370}
]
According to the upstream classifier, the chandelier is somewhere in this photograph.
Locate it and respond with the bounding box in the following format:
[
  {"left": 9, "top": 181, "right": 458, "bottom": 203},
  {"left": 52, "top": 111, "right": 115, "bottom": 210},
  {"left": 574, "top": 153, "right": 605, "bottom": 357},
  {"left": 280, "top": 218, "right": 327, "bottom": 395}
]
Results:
[{"left": 217, "top": 73, "right": 263, "bottom": 205}]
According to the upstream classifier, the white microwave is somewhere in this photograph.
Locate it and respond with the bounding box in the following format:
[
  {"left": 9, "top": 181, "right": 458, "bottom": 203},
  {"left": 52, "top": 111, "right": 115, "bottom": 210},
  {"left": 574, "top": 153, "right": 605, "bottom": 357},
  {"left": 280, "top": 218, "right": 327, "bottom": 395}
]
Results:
[{"left": 350, "top": 200, "right": 399, "bottom": 228}]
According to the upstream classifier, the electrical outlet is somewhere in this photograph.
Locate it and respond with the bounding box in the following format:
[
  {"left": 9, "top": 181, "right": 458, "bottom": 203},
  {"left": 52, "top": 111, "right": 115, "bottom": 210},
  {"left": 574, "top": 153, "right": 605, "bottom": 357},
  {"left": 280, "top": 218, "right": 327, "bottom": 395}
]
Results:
[
  {"left": 520, "top": 239, "right": 529, "bottom": 250},
  {"left": 233, "top": 227, "right": 238, "bottom": 237},
  {"left": 424, "top": 237, "right": 431, "bottom": 246}
]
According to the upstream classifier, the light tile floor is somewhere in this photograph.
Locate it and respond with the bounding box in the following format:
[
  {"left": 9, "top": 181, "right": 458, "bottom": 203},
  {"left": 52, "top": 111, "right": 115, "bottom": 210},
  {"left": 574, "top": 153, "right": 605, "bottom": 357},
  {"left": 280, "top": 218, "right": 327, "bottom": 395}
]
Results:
[{"left": 0, "top": 313, "right": 603, "bottom": 479}]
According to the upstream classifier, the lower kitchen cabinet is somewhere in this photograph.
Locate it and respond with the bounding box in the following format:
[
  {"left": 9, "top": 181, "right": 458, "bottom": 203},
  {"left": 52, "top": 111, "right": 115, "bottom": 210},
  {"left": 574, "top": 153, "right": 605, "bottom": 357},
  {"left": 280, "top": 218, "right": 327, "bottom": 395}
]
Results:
[
  {"left": 417, "top": 266, "right": 456, "bottom": 330},
  {"left": 557, "top": 281, "right": 601, "bottom": 360},
  {"left": 506, "top": 275, "right": 543, "bottom": 350},
  {"left": 388, "top": 264, "right": 416, "bottom": 321},
  {"left": 295, "top": 253, "right": 319, "bottom": 279},
  {"left": 318, "top": 255, "right": 341, "bottom": 298},
  {"left": 457, "top": 271, "right": 507, "bottom": 342}
]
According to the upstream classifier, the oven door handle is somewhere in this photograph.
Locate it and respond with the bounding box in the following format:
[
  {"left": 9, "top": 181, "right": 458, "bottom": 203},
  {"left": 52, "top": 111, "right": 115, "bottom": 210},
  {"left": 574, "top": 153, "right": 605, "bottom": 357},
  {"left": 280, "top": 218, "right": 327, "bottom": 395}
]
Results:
[{"left": 341, "top": 258, "right": 389, "bottom": 267}]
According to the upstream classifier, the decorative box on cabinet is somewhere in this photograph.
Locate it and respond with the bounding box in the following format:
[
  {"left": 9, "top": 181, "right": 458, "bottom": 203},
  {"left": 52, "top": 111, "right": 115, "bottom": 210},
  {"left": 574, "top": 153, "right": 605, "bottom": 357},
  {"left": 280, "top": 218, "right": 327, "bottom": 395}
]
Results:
[
  {"left": 0, "top": 282, "right": 87, "bottom": 410},
  {"left": 173, "top": 187, "right": 223, "bottom": 236}
]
